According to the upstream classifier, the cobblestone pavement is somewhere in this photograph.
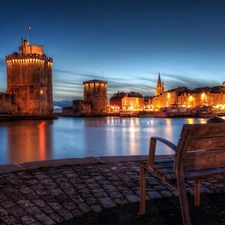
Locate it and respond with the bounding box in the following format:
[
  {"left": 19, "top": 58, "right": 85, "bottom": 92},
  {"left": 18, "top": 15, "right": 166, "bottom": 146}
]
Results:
[{"left": 0, "top": 156, "right": 225, "bottom": 225}]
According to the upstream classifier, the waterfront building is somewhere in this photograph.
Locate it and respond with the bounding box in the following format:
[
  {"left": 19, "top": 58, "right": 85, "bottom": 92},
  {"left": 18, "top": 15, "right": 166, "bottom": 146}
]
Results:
[
  {"left": 1, "top": 38, "right": 53, "bottom": 115},
  {"left": 109, "top": 92, "right": 127, "bottom": 112},
  {"left": 151, "top": 75, "right": 225, "bottom": 112},
  {"left": 110, "top": 91, "right": 144, "bottom": 112},
  {"left": 152, "top": 86, "right": 188, "bottom": 111},
  {"left": 178, "top": 84, "right": 225, "bottom": 111}
]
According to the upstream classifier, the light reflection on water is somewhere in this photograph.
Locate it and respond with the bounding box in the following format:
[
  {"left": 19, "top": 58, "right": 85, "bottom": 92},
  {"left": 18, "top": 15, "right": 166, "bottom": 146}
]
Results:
[{"left": 0, "top": 117, "right": 207, "bottom": 165}]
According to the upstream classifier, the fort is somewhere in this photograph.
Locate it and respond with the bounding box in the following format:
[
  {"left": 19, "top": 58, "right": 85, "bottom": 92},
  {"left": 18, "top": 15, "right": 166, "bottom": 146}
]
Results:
[
  {"left": 62, "top": 79, "right": 109, "bottom": 116},
  {"left": 83, "top": 79, "right": 108, "bottom": 113},
  {"left": 0, "top": 38, "right": 56, "bottom": 119}
]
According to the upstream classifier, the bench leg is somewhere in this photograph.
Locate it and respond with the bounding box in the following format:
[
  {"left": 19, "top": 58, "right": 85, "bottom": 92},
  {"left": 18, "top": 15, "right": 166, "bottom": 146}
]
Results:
[
  {"left": 177, "top": 174, "right": 191, "bottom": 225},
  {"left": 139, "top": 165, "right": 146, "bottom": 215},
  {"left": 194, "top": 179, "right": 200, "bottom": 207}
]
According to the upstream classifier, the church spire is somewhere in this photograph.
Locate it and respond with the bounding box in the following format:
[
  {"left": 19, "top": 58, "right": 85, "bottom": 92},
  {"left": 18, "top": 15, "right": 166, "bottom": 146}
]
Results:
[
  {"left": 155, "top": 72, "right": 164, "bottom": 96},
  {"left": 157, "top": 72, "right": 162, "bottom": 87}
]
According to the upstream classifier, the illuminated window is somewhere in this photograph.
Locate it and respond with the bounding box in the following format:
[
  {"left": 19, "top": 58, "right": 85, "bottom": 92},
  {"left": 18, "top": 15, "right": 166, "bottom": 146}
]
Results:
[
  {"left": 201, "top": 93, "right": 205, "bottom": 100},
  {"left": 40, "top": 90, "right": 43, "bottom": 95}
]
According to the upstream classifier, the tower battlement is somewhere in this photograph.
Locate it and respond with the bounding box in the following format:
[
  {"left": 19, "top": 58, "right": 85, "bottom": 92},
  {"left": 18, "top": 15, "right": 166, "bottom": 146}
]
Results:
[
  {"left": 19, "top": 38, "right": 44, "bottom": 55},
  {"left": 6, "top": 54, "right": 53, "bottom": 63}
]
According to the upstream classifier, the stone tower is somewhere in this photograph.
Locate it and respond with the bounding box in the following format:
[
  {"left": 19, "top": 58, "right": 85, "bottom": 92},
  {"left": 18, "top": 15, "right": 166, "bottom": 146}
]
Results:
[
  {"left": 155, "top": 72, "right": 164, "bottom": 96},
  {"left": 5, "top": 38, "right": 53, "bottom": 115},
  {"left": 83, "top": 80, "right": 108, "bottom": 113}
]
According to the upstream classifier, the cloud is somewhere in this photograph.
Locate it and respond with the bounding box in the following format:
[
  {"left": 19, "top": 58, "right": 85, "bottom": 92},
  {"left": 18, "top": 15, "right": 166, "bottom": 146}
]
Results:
[
  {"left": 161, "top": 73, "right": 220, "bottom": 90},
  {"left": 52, "top": 68, "right": 222, "bottom": 101},
  {"left": 53, "top": 68, "right": 94, "bottom": 100},
  {"left": 53, "top": 68, "right": 162, "bottom": 100},
  {"left": 53, "top": 68, "right": 102, "bottom": 80},
  {"left": 52, "top": 68, "right": 157, "bottom": 100}
]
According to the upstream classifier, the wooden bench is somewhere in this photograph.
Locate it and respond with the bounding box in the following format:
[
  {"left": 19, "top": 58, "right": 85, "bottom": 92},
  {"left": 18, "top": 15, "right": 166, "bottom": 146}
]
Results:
[{"left": 139, "top": 123, "right": 225, "bottom": 225}]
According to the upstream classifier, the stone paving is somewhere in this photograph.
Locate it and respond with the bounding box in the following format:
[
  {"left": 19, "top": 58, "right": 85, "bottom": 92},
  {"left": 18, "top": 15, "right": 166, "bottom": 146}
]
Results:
[{"left": 0, "top": 155, "right": 225, "bottom": 225}]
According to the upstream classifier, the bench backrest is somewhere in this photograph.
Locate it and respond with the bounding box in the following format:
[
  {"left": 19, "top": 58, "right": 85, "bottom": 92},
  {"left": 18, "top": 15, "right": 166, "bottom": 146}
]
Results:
[{"left": 174, "top": 123, "right": 225, "bottom": 171}]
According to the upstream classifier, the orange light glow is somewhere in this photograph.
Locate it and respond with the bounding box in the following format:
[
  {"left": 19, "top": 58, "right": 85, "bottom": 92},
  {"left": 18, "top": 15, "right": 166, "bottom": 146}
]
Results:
[
  {"left": 38, "top": 121, "right": 46, "bottom": 160},
  {"left": 40, "top": 90, "right": 43, "bottom": 95},
  {"left": 201, "top": 93, "right": 205, "bottom": 100}
]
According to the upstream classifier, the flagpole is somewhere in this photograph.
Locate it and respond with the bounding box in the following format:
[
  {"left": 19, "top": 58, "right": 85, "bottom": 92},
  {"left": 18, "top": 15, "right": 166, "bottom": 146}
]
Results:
[
  {"left": 28, "top": 26, "right": 31, "bottom": 44},
  {"left": 28, "top": 26, "right": 29, "bottom": 44}
]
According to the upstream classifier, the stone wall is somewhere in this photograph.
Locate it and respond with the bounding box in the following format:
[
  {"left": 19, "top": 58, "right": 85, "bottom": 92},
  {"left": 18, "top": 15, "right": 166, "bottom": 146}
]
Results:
[
  {"left": 62, "top": 107, "right": 74, "bottom": 116},
  {"left": 73, "top": 100, "right": 91, "bottom": 115},
  {"left": 0, "top": 93, "right": 17, "bottom": 114}
]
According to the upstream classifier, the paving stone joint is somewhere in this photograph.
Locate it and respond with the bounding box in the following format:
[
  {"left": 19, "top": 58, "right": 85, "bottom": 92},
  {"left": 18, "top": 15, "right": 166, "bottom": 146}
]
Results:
[{"left": 0, "top": 155, "right": 224, "bottom": 224}]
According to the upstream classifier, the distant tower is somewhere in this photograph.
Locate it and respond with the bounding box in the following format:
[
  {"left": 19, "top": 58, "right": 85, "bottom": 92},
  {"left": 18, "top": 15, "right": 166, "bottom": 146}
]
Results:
[
  {"left": 83, "top": 80, "right": 108, "bottom": 113},
  {"left": 5, "top": 38, "right": 53, "bottom": 115},
  {"left": 155, "top": 72, "right": 164, "bottom": 96}
]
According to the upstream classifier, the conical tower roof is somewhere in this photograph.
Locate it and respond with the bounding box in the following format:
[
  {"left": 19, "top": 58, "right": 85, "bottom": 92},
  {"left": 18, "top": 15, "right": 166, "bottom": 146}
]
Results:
[{"left": 157, "top": 72, "right": 161, "bottom": 87}]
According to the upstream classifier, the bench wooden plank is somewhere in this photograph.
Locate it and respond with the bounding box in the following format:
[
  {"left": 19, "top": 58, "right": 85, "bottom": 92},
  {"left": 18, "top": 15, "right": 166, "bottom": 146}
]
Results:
[
  {"left": 183, "top": 150, "right": 225, "bottom": 170},
  {"left": 182, "top": 123, "right": 225, "bottom": 138},
  {"left": 187, "top": 137, "right": 225, "bottom": 151}
]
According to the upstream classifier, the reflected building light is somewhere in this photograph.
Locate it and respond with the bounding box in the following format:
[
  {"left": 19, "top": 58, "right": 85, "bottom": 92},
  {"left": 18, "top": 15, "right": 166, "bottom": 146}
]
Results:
[
  {"left": 134, "top": 118, "right": 139, "bottom": 125},
  {"left": 122, "top": 119, "right": 126, "bottom": 124},
  {"left": 149, "top": 119, "right": 154, "bottom": 126},
  {"left": 165, "top": 118, "right": 172, "bottom": 125},
  {"left": 198, "top": 118, "right": 207, "bottom": 124},
  {"left": 185, "top": 118, "right": 195, "bottom": 124},
  {"left": 130, "top": 119, "right": 134, "bottom": 125},
  {"left": 129, "top": 127, "right": 135, "bottom": 132},
  {"left": 147, "top": 120, "right": 154, "bottom": 126},
  {"left": 128, "top": 126, "right": 140, "bottom": 155},
  {"left": 38, "top": 121, "right": 46, "bottom": 159}
]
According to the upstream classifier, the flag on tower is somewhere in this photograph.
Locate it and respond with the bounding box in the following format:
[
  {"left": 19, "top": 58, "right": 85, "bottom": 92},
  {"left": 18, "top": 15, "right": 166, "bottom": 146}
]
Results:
[{"left": 28, "top": 25, "right": 32, "bottom": 30}]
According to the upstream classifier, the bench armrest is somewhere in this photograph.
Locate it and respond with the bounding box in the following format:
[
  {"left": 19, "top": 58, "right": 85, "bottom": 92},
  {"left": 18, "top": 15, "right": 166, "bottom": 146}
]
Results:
[{"left": 148, "top": 136, "right": 177, "bottom": 166}]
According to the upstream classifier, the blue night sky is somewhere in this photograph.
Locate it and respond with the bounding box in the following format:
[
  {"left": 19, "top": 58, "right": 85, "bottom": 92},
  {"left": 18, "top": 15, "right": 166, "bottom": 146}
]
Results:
[{"left": 0, "top": 0, "right": 225, "bottom": 101}]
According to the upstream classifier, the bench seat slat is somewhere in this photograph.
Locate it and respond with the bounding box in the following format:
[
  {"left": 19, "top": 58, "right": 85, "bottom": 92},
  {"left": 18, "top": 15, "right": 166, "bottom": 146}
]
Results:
[
  {"left": 155, "top": 166, "right": 225, "bottom": 184},
  {"left": 156, "top": 168, "right": 225, "bottom": 186},
  {"left": 183, "top": 167, "right": 225, "bottom": 180},
  {"left": 154, "top": 168, "right": 174, "bottom": 175},
  {"left": 153, "top": 160, "right": 174, "bottom": 169},
  {"left": 142, "top": 160, "right": 225, "bottom": 185}
]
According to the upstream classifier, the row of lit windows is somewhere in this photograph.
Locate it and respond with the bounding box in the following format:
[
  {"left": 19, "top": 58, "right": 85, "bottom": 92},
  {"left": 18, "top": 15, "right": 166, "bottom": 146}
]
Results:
[{"left": 6, "top": 59, "right": 53, "bottom": 65}]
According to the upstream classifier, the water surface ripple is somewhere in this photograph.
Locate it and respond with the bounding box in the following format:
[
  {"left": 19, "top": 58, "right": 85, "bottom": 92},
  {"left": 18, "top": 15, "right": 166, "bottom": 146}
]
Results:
[{"left": 0, "top": 117, "right": 207, "bottom": 165}]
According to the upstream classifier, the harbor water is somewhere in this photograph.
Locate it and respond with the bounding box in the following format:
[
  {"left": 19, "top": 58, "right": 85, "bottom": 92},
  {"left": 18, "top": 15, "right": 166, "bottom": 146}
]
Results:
[{"left": 0, "top": 117, "right": 208, "bottom": 165}]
